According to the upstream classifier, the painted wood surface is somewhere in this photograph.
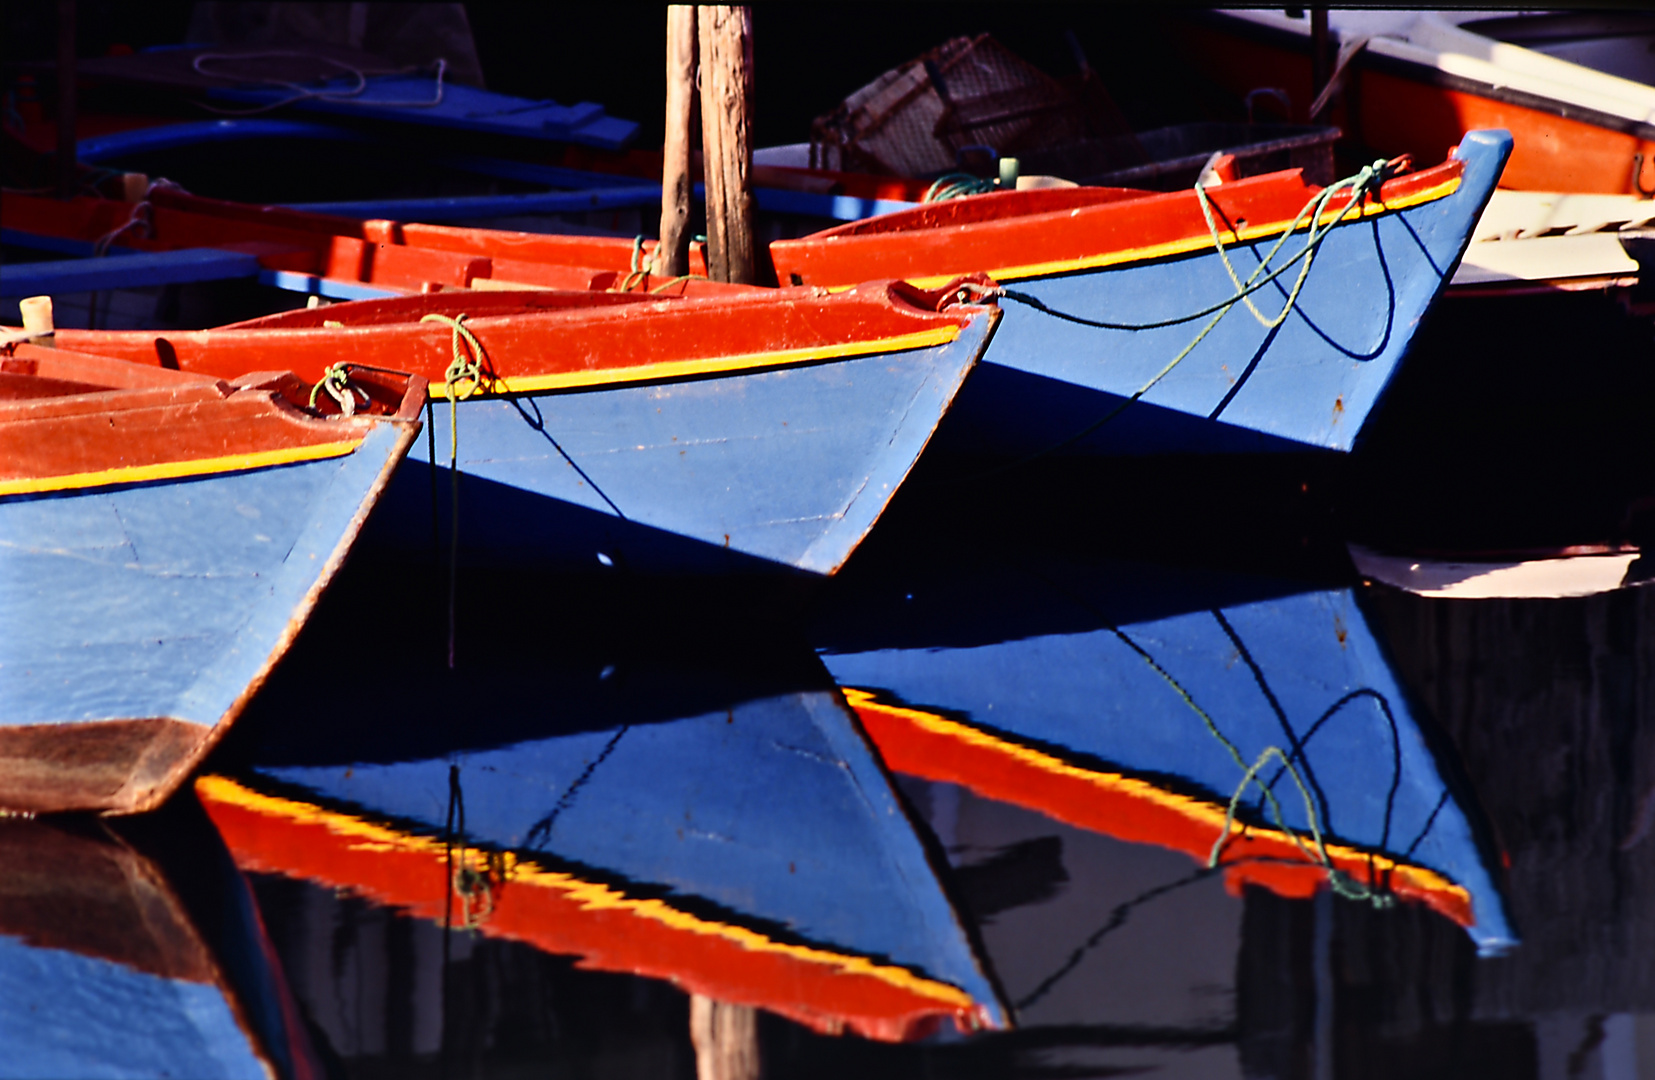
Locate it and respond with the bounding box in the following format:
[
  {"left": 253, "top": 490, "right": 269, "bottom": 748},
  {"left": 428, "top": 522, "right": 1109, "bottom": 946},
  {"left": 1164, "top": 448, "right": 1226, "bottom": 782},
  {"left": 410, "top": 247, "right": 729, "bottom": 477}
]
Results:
[
  {"left": 812, "top": 553, "right": 1516, "bottom": 956},
  {"left": 194, "top": 651, "right": 1006, "bottom": 1041},
  {"left": 0, "top": 803, "right": 317, "bottom": 1079},
  {"left": 772, "top": 132, "right": 1509, "bottom": 457},
  {"left": 1180, "top": 11, "right": 1655, "bottom": 195},
  {"left": 50, "top": 284, "right": 997, "bottom": 575},
  {"left": 0, "top": 350, "right": 423, "bottom": 814}
]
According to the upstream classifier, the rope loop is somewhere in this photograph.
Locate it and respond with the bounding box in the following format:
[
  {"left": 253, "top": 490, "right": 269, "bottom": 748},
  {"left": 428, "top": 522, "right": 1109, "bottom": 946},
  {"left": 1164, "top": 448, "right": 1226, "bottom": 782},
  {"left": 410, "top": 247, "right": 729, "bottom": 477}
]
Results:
[
  {"left": 420, "top": 312, "right": 490, "bottom": 403},
  {"left": 307, "top": 362, "right": 366, "bottom": 416}
]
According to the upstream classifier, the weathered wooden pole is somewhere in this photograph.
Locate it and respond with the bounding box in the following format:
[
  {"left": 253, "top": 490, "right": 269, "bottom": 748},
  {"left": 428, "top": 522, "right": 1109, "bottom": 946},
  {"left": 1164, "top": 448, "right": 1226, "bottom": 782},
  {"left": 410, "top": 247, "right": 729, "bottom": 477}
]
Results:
[
  {"left": 1309, "top": 8, "right": 1331, "bottom": 119},
  {"left": 690, "top": 994, "right": 760, "bottom": 1080},
  {"left": 55, "top": 0, "right": 77, "bottom": 199},
  {"left": 655, "top": 5, "right": 698, "bottom": 278},
  {"left": 696, "top": 5, "right": 756, "bottom": 285}
]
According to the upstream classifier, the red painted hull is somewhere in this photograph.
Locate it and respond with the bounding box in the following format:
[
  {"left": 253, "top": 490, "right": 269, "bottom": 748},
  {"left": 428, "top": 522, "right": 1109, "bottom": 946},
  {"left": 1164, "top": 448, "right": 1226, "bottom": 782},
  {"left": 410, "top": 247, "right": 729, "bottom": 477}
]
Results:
[
  {"left": 1175, "top": 16, "right": 1655, "bottom": 196},
  {"left": 44, "top": 279, "right": 989, "bottom": 394}
]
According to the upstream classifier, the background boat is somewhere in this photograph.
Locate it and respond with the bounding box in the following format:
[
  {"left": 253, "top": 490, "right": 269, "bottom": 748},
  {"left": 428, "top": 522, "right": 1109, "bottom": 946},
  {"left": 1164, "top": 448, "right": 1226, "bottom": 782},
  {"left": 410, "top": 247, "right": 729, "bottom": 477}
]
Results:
[{"left": 1178, "top": 9, "right": 1655, "bottom": 196}]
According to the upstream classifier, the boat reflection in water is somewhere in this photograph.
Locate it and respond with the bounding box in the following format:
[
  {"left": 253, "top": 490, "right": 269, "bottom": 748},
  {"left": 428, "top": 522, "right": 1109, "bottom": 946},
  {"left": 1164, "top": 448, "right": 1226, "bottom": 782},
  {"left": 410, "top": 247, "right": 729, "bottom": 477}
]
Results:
[
  {"left": 0, "top": 797, "right": 318, "bottom": 1079},
  {"left": 195, "top": 613, "right": 1006, "bottom": 1056},
  {"left": 812, "top": 539, "right": 1516, "bottom": 1044}
]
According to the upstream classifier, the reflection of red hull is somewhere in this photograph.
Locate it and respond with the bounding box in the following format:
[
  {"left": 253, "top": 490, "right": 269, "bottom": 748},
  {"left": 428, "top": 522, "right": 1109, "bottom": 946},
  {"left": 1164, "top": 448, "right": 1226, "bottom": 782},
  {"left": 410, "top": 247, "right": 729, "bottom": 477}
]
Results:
[
  {"left": 1177, "top": 18, "right": 1655, "bottom": 195},
  {"left": 843, "top": 690, "right": 1476, "bottom": 929},
  {"left": 196, "top": 775, "right": 993, "bottom": 1043}
]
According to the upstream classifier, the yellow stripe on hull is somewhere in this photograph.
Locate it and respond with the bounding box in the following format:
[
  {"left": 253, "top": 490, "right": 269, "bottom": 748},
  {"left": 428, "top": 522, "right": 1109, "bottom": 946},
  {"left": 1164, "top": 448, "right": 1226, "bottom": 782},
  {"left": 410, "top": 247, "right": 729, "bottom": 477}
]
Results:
[
  {"left": 195, "top": 774, "right": 979, "bottom": 1010},
  {"left": 427, "top": 325, "right": 962, "bottom": 399},
  {"left": 857, "top": 178, "right": 1463, "bottom": 291},
  {"left": 0, "top": 438, "right": 364, "bottom": 498}
]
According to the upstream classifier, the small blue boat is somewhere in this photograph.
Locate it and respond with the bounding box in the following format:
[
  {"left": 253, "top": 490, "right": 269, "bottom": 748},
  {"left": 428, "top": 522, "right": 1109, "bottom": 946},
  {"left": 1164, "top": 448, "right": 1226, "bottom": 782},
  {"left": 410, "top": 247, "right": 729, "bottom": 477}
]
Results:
[
  {"left": 813, "top": 550, "right": 1517, "bottom": 955},
  {"left": 0, "top": 800, "right": 319, "bottom": 1079},
  {"left": 772, "top": 131, "right": 1513, "bottom": 459},
  {"left": 196, "top": 642, "right": 1007, "bottom": 1041},
  {"left": 0, "top": 342, "right": 423, "bottom": 814}
]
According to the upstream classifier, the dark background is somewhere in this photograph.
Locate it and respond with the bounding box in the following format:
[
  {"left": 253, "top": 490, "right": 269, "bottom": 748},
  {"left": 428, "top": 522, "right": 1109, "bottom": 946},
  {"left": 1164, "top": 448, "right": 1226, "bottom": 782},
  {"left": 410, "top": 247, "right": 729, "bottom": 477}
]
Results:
[{"left": 2, "top": 2, "right": 1223, "bottom": 147}]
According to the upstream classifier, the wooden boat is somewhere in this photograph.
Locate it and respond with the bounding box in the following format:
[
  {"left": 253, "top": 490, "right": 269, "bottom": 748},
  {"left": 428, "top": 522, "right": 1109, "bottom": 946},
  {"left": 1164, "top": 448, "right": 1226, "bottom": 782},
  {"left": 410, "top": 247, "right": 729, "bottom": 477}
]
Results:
[
  {"left": 192, "top": 640, "right": 1006, "bottom": 1041},
  {"left": 47, "top": 282, "right": 996, "bottom": 576},
  {"left": 771, "top": 132, "right": 1510, "bottom": 458},
  {"left": 1451, "top": 189, "right": 1653, "bottom": 296},
  {"left": 0, "top": 340, "right": 423, "bottom": 814},
  {"left": 1349, "top": 542, "right": 1649, "bottom": 599},
  {"left": 811, "top": 548, "right": 1517, "bottom": 956},
  {"left": 1176, "top": 10, "right": 1655, "bottom": 195},
  {"left": 0, "top": 795, "right": 319, "bottom": 1077},
  {"left": 13, "top": 132, "right": 1508, "bottom": 459}
]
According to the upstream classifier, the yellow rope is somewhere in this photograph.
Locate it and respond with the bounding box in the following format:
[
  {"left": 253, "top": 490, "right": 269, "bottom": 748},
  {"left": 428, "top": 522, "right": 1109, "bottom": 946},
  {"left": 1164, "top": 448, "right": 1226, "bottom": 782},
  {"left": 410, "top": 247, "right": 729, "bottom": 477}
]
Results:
[{"left": 418, "top": 313, "right": 489, "bottom": 669}]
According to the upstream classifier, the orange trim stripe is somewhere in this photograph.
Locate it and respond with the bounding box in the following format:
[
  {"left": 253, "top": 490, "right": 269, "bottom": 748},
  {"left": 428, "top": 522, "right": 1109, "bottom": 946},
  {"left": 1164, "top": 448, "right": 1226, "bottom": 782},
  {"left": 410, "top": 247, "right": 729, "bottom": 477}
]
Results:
[
  {"left": 0, "top": 439, "right": 363, "bottom": 497},
  {"left": 842, "top": 688, "right": 1475, "bottom": 926},
  {"left": 427, "top": 325, "right": 962, "bottom": 398},
  {"left": 194, "top": 775, "right": 986, "bottom": 1037},
  {"left": 879, "top": 177, "right": 1463, "bottom": 290}
]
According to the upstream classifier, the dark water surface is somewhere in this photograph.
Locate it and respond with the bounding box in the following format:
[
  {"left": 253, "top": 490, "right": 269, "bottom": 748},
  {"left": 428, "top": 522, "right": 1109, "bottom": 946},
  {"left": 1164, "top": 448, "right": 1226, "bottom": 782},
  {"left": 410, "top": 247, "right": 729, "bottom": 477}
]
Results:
[{"left": 5, "top": 293, "right": 1653, "bottom": 1079}]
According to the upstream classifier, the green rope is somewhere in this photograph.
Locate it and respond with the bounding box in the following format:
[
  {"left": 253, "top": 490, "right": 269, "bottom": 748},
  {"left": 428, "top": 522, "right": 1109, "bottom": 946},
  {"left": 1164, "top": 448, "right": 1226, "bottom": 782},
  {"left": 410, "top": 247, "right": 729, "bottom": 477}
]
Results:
[
  {"left": 923, "top": 172, "right": 997, "bottom": 202},
  {"left": 308, "top": 362, "right": 361, "bottom": 415},
  {"left": 977, "top": 157, "right": 1395, "bottom": 470},
  {"left": 419, "top": 312, "right": 489, "bottom": 670}
]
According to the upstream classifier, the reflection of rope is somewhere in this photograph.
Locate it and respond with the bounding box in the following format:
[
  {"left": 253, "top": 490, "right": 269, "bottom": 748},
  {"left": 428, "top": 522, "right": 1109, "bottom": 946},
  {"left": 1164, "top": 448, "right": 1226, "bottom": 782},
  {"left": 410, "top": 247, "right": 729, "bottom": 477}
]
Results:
[
  {"left": 191, "top": 51, "right": 447, "bottom": 116},
  {"left": 1114, "top": 625, "right": 1393, "bottom": 908},
  {"left": 443, "top": 765, "right": 508, "bottom": 931}
]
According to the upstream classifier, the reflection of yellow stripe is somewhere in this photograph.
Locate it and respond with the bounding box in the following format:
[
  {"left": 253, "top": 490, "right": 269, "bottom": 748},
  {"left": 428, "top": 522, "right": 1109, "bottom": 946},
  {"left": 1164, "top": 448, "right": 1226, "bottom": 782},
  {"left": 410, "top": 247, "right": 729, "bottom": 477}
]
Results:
[
  {"left": 196, "top": 774, "right": 978, "bottom": 1010},
  {"left": 0, "top": 439, "right": 363, "bottom": 497},
  {"left": 882, "top": 178, "right": 1463, "bottom": 290},
  {"left": 841, "top": 688, "right": 1472, "bottom": 904},
  {"left": 427, "top": 325, "right": 961, "bottom": 398}
]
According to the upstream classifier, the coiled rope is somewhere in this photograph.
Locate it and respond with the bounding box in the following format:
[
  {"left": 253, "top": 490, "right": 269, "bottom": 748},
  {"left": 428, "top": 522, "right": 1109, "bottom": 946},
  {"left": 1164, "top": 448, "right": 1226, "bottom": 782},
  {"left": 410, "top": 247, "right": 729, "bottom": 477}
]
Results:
[
  {"left": 420, "top": 312, "right": 491, "bottom": 669},
  {"left": 923, "top": 172, "right": 997, "bottom": 202}
]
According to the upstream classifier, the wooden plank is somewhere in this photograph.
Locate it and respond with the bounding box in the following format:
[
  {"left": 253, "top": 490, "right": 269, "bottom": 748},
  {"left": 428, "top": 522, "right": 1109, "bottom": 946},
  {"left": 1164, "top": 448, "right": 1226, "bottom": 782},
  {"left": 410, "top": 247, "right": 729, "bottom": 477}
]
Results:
[
  {"left": 0, "top": 248, "right": 260, "bottom": 297},
  {"left": 697, "top": 6, "right": 757, "bottom": 284},
  {"left": 656, "top": 5, "right": 698, "bottom": 278}
]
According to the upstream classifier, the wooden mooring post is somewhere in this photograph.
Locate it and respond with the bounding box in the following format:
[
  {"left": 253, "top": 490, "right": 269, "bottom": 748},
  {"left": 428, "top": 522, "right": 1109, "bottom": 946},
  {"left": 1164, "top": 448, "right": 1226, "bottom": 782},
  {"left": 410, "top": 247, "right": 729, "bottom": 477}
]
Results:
[
  {"left": 690, "top": 994, "right": 760, "bottom": 1080},
  {"left": 655, "top": 5, "right": 698, "bottom": 278},
  {"left": 696, "top": 5, "right": 756, "bottom": 285}
]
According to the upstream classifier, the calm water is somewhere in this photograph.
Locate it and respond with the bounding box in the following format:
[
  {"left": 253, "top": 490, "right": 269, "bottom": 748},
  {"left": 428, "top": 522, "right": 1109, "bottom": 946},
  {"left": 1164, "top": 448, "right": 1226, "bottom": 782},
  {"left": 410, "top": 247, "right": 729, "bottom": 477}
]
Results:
[{"left": 4, "top": 293, "right": 1652, "bottom": 1079}]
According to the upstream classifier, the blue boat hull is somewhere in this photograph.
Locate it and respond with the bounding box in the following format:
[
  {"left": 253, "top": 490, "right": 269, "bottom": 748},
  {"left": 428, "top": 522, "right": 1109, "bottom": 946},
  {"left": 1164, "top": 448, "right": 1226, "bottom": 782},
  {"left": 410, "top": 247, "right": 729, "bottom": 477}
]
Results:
[
  {"left": 0, "top": 421, "right": 414, "bottom": 813},
  {"left": 929, "top": 131, "right": 1512, "bottom": 460},
  {"left": 361, "top": 316, "right": 992, "bottom": 575},
  {"left": 817, "top": 564, "right": 1516, "bottom": 954}
]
